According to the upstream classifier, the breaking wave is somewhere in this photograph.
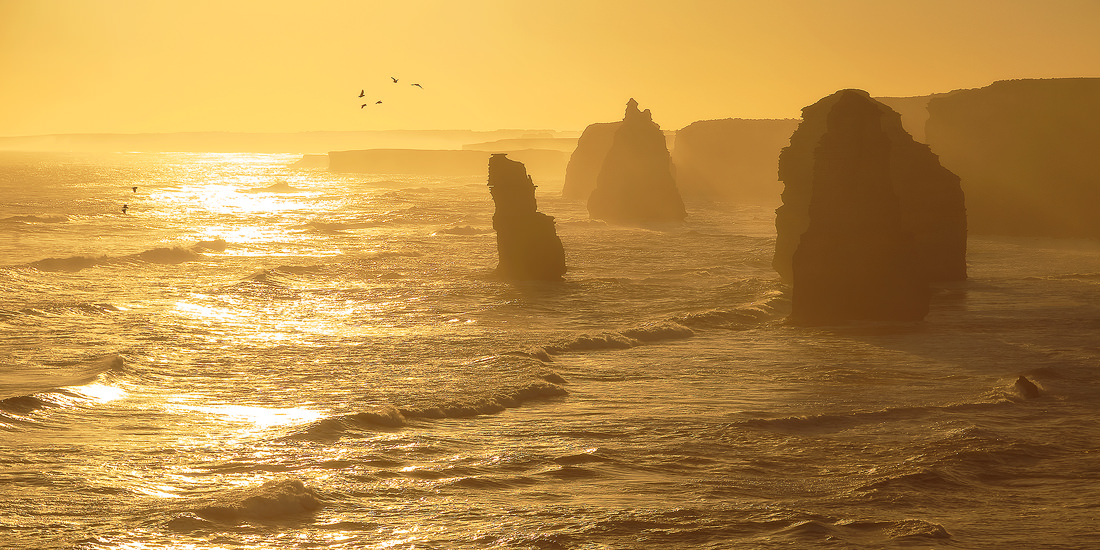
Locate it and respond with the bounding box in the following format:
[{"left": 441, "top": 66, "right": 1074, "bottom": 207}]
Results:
[
  {"left": 0, "top": 355, "right": 126, "bottom": 423},
  {"left": 526, "top": 295, "right": 784, "bottom": 359},
  {"left": 0, "top": 301, "right": 119, "bottom": 321},
  {"left": 0, "top": 214, "right": 68, "bottom": 224},
  {"left": 19, "top": 239, "right": 227, "bottom": 272},
  {"left": 432, "top": 225, "right": 493, "bottom": 236},
  {"left": 188, "top": 478, "right": 323, "bottom": 523},
  {"left": 286, "top": 380, "right": 567, "bottom": 442},
  {"left": 0, "top": 355, "right": 125, "bottom": 401},
  {"left": 735, "top": 398, "right": 1014, "bottom": 433}
]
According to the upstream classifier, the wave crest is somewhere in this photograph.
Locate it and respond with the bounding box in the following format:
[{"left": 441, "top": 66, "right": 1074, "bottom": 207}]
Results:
[
  {"left": 20, "top": 240, "right": 227, "bottom": 272},
  {"left": 191, "top": 478, "right": 322, "bottom": 523},
  {"left": 286, "top": 381, "right": 567, "bottom": 442},
  {"left": 433, "top": 225, "right": 493, "bottom": 236},
  {"left": 0, "top": 214, "right": 68, "bottom": 224}
]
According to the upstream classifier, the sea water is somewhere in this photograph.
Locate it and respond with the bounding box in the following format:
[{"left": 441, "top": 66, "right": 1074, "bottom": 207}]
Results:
[{"left": 1, "top": 151, "right": 1098, "bottom": 549}]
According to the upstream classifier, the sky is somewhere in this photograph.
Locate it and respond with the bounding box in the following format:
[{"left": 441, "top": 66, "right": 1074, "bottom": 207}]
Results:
[{"left": 2, "top": 0, "right": 1098, "bottom": 136}]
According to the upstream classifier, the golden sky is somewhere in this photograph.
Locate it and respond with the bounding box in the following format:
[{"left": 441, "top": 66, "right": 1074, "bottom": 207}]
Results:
[{"left": 2, "top": 0, "right": 1098, "bottom": 136}]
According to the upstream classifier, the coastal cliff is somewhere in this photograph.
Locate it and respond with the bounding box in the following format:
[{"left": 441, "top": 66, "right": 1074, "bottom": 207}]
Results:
[
  {"left": 671, "top": 118, "right": 799, "bottom": 204},
  {"left": 924, "top": 78, "right": 1100, "bottom": 238},
  {"left": 329, "top": 148, "right": 567, "bottom": 181}
]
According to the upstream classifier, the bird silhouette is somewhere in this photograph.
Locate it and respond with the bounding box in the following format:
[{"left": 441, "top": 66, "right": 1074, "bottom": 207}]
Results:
[
  {"left": 361, "top": 103, "right": 368, "bottom": 108},
  {"left": 390, "top": 77, "right": 399, "bottom": 83},
  {"left": 358, "top": 89, "right": 365, "bottom": 98},
  {"left": 375, "top": 100, "right": 383, "bottom": 104},
  {"left": 122, "top": 204, "right": 128, "bottom": 214},
  {"left": 132, "top": 186, "right": 137, "bottom": 192},
  {"left": 411, "top": 83, "right": 423, "bottom": 89}
]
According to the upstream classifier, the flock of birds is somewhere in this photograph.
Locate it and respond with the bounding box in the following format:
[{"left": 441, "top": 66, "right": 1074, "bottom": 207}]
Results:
[{"left": 360, "top": 76, "right": 423, "bottom": 108}]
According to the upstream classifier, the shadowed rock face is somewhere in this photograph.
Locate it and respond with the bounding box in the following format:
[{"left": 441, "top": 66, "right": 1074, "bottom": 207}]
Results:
[
  {"left": 782, "top": 89, "right": 953, "bottom": 324},
  {"left": 561, "top": 121, "right": 620, "bottom": 200},
  {"left": 587, "top": 99, "right": 686, "bottom": 225},
  {"left": 488, "top": 154, "right": 566, "bottom": 280},
  {"left": 775, "top": 90, "right": 966, "bottom": 286}
]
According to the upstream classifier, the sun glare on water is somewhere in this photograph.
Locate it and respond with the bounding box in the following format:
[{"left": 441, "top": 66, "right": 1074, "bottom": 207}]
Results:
[{"left": 171, "top": 403, "right": 326, "bottom": 429}]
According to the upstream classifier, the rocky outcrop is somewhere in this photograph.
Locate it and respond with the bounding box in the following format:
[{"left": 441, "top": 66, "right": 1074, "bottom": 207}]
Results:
[
  {"left": 923, "top": 78, "right": 1100, "bottom": 238},
  {"left": 778, "top": 89, "right": 967, "bottom": 324},
  {"left": 561, "top": 122, "right": 621, "bottom": 200},
  {"left": 488, "top": 154, "right": 566, "bottom": 280},
  {"left": 587, "top": 99, "right": 686, "bottom": 225},
  {"left": 775, "top": 89, "right": 966, "bottom": 286},
  {"left": 671, "top": 118, "right": 799, "bottom": 204},
  {"left": 329, "top": 148, "right": 567, "bottom": 181}
]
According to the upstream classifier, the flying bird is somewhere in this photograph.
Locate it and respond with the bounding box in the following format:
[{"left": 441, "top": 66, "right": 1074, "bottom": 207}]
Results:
[
  {"left": 375, "top": 100, "right": 383, "bottom": 104},
  {"left": 411, "top": 83, "right": 423, "bottom": 89},
  {"left": 390, "top": 77, "right": 399, "bottom": 83},
  {"left": 361, "top": 103, "right": 368, "bottom": 108},
  {"left": 358, "top": 89, "right": 365, "bottom": 98}
]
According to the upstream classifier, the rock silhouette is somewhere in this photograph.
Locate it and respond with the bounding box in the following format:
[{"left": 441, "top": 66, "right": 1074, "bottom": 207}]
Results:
[
  {"left": 780, "top": 89, "right": 953, "bottom": 324},
  {"left": 561, "top": 121, "right": 621, "bottom": 200},
  {"left": 671, "top": 118, "right": 799, "bottom": 203},
  {"left": 775, "top": 89, "right": 966, "bottom": 287},
  {"left": 587, "top": 99, "right": 686, "bottom": 225},
  {"left": 1014, "top": 375, "right": 1041, "bottom": 399},
  {"left": 487, "top": 154, "right": 566, "bottom": 280}
]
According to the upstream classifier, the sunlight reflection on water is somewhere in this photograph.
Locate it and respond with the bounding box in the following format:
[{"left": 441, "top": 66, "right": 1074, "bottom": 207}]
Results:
[{"left": 170, "top": 403, "right": 325, "bottom": 428}]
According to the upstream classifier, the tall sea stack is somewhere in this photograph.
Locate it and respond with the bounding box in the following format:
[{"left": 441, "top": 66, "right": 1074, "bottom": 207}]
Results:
[
  {"left": 775, "top": 89, "right": 967, "bottom": 285},
  {"left": 587, "top": 99, "right": 686, "bottom": 225},
  {"left": 778, "top": 89, "right": 966, "bottom": 324},
  {"left": 488, "top": 154, "right": 566, "bottom": 280}
]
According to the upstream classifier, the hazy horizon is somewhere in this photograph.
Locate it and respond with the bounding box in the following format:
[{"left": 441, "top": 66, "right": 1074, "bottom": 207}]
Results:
[{"left": 3, "top": 0, "right": 1099, "bottom": 137}]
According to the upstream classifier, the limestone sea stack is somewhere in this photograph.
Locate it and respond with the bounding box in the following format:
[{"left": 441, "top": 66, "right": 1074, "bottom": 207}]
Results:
[
  {"left": 487, "top": 154, "right": 566, "bottom": 280},
  {"left": 775, "top": 90, "right": 966, "bottom": 285},
  {"left": 561, "top": 121, "right": 621, "bottom": 200},
  {"left": 587, "top": 99, "right": 686, "bottom": 225},
  {"left": 780, "top": 89, "right": 962, "bottom": 324}
]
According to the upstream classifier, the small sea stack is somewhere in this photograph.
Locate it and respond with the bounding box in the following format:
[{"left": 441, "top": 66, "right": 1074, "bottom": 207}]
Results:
[
  {"left": 782, "top": 90, "right": 937, "bottom": 324},
  {"left": 587, "top": 99, "right": 686, "bottom": 226},
  {"left": 487, "top": 153, "right": 566, "bottom": 280},
  {"left": 1014, "top": 375, "right": 1041, "bottom": 399}
]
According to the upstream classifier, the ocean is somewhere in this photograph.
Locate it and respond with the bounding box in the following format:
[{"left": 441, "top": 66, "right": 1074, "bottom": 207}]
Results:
[{"left": 1, "top": 151, "right": 1098, "bottom": 549}]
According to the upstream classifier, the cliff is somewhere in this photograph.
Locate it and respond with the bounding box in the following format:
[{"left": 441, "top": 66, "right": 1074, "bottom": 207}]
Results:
[
  {"left": 328, "top": 148, "right": 567, "bottom": 182},
  {"left": 671, "top": 118, "right": 799, "bottom": 204},
  {"left": 775, "top": 90, "right": 966, "bottom": 285},
  {"left": 488, "top": 154, "right": 566, "bottom": 280},
  {"left": 923, "top": 78, "right": 1100, "bottom": 238},
  {"left": 779, "top": 90, "right": 967, "bottom": 324},
  {"left": 587, "top": 99, "right": 686, "bottom": 225},
  {"left": 561, "top": 122, "right": 621, "bottom": 200}
]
